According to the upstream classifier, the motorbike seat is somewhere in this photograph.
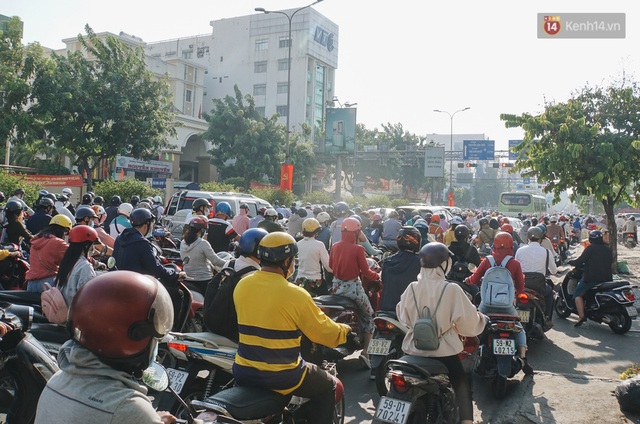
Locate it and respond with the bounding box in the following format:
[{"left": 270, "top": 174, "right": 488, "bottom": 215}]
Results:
[
  {"left": 314, "top": 295, "right": 359, "bottom": 310},
  {"left": 175, "top": 332, "right": 238, "bottom": 348},
  {"left": 375, "top": 310, "right": 397, "bottom": 319},
  {"left": 590, "top": 281, "right": 630, "bottom": 291},
  {"left": 205, "top": 386, "right": 290, "bottom": 420},
  {"left": 394, "top": 355, "right": 449, "bottom": 375},
  {"left": 0, "top": 290, "right": 42, "bottom": 306}
]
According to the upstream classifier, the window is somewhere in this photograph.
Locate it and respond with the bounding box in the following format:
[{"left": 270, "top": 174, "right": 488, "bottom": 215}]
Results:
[
  {"left": 254, "top": 61, "right": 267, "bottom": 73},
  {"left": 277, "top": 83, "right": 288, "bottom": 94},
  {"left": 185, "top": 89, "right": 192, "bottom": 103},
  {"left": 278, "top": 59, "right": 289, "bottom": 71},
  {"left": 182, "top": 50, "right": 193, "bottom": 59},
  {"left": 276, "top": 105, "right": 288, "bottom": 117},
  {"left": 279, "top": 36, "right": 291, "bottom": 48},
  {"left": 253, "top": 84, "right": 266, "bottom": 96},
  {"left": 256, "top": 107, "right": 266, "bottom": 117},
  {"left": 255, "top": 39, "right": 269, "bottom": 51}
]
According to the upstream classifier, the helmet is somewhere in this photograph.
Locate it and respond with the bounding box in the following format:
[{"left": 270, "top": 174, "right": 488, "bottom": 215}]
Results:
[
  {"left": 431, "top": 214, "right": 440, "bottom": 223},
  {"left": 238, "top": 228, "right": 268, "bottom": 256},
  {"left": 14, "top": 188, "right": 25, "bottom": 196},
  {"left": 69, "top": 271, "right": 173, "bottom": 371},
  {"left": 130, "top": 195, "right": 140, "bottom": 203},
  {"left": 110, "top": 195, "right": 122, "bottom": 206},
  {"left": 341, "top": 217, "right": 361, "bottom": 232},
  {"left": 192, "top": 198, "right": 211, "bottom": 211},
  {"left": 130, "top": 208, "right": 155, "bottom": 227},
  {"left": 454, "top": 225, "right": 470, "bottom": 241},
  {"left": 94, "top": 196, "right": 104, "bottom": 205},
  {"left": 188, "top": 216, "right": 208, "bottom": 230},
  {"left": 297, "top": 208, "right": 308, "bottom": 218},
  {"left": 589, "top": 230, "right": 604, "bottom": 244},
  {"left": 450, "top": 216, "right": 463, "bottom": 225},
  {"left": 527, "top": 226, "right": 543, "bottom": 241},
  {"left": 82, "top": 193, "right": 93, "bottom": 204},
  {"left": 313, "top": 207, "right": 322, "bottom": 216},
  {"left": 216, "top": 201, "right": 232, "bottom": 216},
  {"left": 5, "top": 200, "right": 25, "bottom": 213},
  {"left": 501, "top": 224, "right": 514, "bottom": 233},
  {"left": 38, "top": 189, "right": 49, "bottom": 197},
  {"left": 317, "top": 212, "right": 330, "bottom": 223},
  {"left": 75, "top": 207, "right": 98, "bottom": 220},
  {"left": 334, "top": 201, "right": 349, "bottom": 216},
  {"left": 153, "top": 196, "right": 162, "bottom": 204},
  {"left": 239, "top": 203, "right": 249, "bottom": 211},
  {"left": 531, "top": 217, "right": 539, "bottom": 226},
  {"left": 38, "top": 197, "right": 55, "bottom": 208},
  {"left": 413, "top": 218, "right": 428, "bottom": 229},
  {"left": 117, "top": 203, "right": 133, "bottom": 217},
  {"left": 137, "top": 200, "right": 152, "bottom": 210},
  {"left": 62, "top": 188, "right": 73, "bottom": 196},
  {"left": 587, "top": 223, "right": 597, "bottom": 230},
  {"left": 388, "top": 210, "right": 399, "bottom": 218},
  {"left": 479, "top": 218, "right": 489, "bottom": 227},
  {"left": 419, "top": 242, "right": 453, "bottom": 268},
  {"left": 302, "top": 218, "right": 321, "bottom": 234},
  {"left": 559, "top": 215, "right": 567, "bottom": 221},
  {"left": 257, "top": 232, "right": 298, "bottom": 263},
  {"left": 264, "top": 208, "right": 278, "bottom": 217},
  {"left": 0, "top": 192, "right": 5, "bottom": 202},
  {"left": 537, "top": 224, "right": 547, "bottom": 234},
  {"left": 68, "top": 225, "right": 100, "bottom": 243},
  {"left": 489, "top": 218, "right": 500, "bottom": 230},
  {"left": 493, "top": 232, "right": 514, "bottom": 249},
  {"left": 372, "top": 213, "right": 382, "bottom": 221},
  {"left": 92, "top": 205, "right": 106, "bottom": 217},
  {"left": 500, "top": 217, "right": 510, "bottom": 225},
  {"left": 397, "top": 226, "right": 421, "bottom": 252},
  {"left": 258, "top": 207, "right": 267, "bottom": 216},
  {"left": 49, "top": 214, "right": 73, "bottom": 230},
  {"left": 550, "top": 215, "right": 558, "bottom": 222}
]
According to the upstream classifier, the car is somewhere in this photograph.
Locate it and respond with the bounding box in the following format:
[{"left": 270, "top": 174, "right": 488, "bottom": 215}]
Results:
[
  {"left": 395, "top": 204, "right": 454, "bottom": 222},
  {"left": 506, "top": 217, "right": 524, "bottom": 232}
]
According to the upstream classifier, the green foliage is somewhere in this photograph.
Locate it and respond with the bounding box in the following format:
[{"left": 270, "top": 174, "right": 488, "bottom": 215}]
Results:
[
  {"left": 366, "top": 194, "right": 393, "bottom": 208},
  {"left": 247, "top": 187, "right": 296, "bottom": 206},
  {"left": 199, "top": 181, "right": 241, "bottom": 193},
  {"left": 93, "top": 179, "right": 159, "bottom": 203},
  {"left": 28, "top": 25, "right": 176, "bottom": 190},
  {"left": 302, "top": 191, "right": 333, "bottom": 205},
  {"left": 221, "top": 177, "right": 245, "bottom": 189},
  {"left": 0, "top": 170, "right": 42, "bottom": 206}
]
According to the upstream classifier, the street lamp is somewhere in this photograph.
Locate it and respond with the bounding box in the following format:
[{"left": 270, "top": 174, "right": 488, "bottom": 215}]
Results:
[
  {"left": 255, "top": 0, "right": 324, "bottom": 164},
  {"left": 434, "top": 107, "right": 470, "bottom": 205}
]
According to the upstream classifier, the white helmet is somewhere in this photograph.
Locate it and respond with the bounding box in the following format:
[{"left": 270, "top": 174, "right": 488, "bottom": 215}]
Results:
[
  {"left": 264, "top": 208, "right": 278, "bottom": 217},
  {"left": 317, "top": 212, "right": 331, "bottom": 223},
  {"left": 117, "top": 202, "right": 133, "bottom": 217},
  {"left": 62, "top": 187, "right": 73, "bottom": 196},
  {"left": 153, "top": 196, "right": 162, "bottom": 204},
  {"left": 550, "top": 215, "right": 558, "bottom": 222}
]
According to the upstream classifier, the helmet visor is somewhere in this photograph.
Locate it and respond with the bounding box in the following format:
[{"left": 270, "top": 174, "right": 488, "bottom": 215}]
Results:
[{"left": 149, "top": 280, "right": 174, "bottom": 338}]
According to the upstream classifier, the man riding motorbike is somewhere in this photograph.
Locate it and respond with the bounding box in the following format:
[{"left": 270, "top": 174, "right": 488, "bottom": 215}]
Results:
[{"left": 379, "top": 227, "right": 422, "bottom": 311}]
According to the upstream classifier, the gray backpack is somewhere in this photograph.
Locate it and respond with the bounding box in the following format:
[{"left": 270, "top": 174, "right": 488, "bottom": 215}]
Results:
[
  {"left": 410, "top": 284, "right": 448, "bottom": 351},
  {"left": 480, "top": 255, "right": 515, "bottom": 310}
]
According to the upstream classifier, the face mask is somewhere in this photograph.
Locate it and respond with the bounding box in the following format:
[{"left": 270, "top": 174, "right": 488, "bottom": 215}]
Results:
[{"left": 88, "top": 221, "right": 95, "bottom": 228}]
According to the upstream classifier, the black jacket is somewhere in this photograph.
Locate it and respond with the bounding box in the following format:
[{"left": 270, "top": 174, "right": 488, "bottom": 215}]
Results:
[
  {"left": 448, "top": 240, "right": 481, "bottom": 267},
  {"left": 379, "top": 250, "right": 421, "bottom": 311},
  {"left": 569, "top": 242, "right": 612, "bottom": 284}
]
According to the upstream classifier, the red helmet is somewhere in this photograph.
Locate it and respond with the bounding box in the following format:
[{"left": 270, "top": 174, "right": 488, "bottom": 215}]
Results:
[
  {"left": 69, "top": 271, "right": 174, "bottom": 369},
  {"left": 501, "top": 224, "right": 514, "bottom": 233},
  {"left": 69, "top": 225, "right": 100, "bottom": 243},
  {"left": 189, "top": 216, "right": 208, "bottom": 230},
  {"left": 493, "top": 232, "right": 514, "bottom": 249},
  {"left": 500, "top": 217, "right": 510, "bottom": 225},
  {"left": 341, "top": 217, "right": 361, "bottom": 232}
]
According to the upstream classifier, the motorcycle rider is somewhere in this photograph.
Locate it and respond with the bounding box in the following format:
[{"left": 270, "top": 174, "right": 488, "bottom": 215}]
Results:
[
  {"left": 206, "top": 201, "right": 240, "bottom": 253},
  {"left": 257, "top": 207, "right": 285, "bottom": 232},
  {"left": 104, "top": 195, "right": 122, "bottom": 228},
  {"left": 180, "top": 216, "right": 226, "bottom": 295},
  {"left": 380, "top": 210, "right": 403, "bottom": 251},
  {"left": 3, "top": 200, "right": 33, "bottom": 246},
  {"left": 623, "top": 216, "right": 637, "bottom": 244},
  {"left": 569, "top": 230, "right": 613, "bottom": 327},
  {"left": 443, "top": 216, "right": 463, "bottom": 246},
  {"left": 546, "top": 215, "right": 566, "bottom": 259},
  {"left": 183, "top": 197, "right": 211, "bottom": 225},
  {"left": 109, "top": 202, "right": 133, "bottom": 239},
  {"left": 25, "top": 215, "right": 72, "bottom": 293},
  {"left": 35, "top": 271, "right": 177, "bottom": 424},
  {"left": 329, "top": 217, "right": 381, "bottom": 368},
  {"left": 396, "top": 242, "right": 487, "bottom": 424},
  {"left": 514, "top": 226, "right": 557, "bottom": 329},
  {"left": 231, "top": 203, "right": 251, "bottom": 235},
  {"left": 315, "top": 211, "right": 332, "bottom": 250},
  {"left": 248, "top": 207, "right": 266, "bottom": 229},
  {"left": 475, "top": 217, "right": 496, "bottom": 249},
  {"left": 296, "top": 218, "right": 332, "bottom": 295},
  {"left": 447, "top": 225, "right": 482, "bottom": 299},
  {"left": 233, "top": 232, "right": 350, "bottom": 424},
  {"left": 328, "top": 201, "right": 350, "bottom": 246},
  {"left": 26, "top": 197, "right": 55, "bottom": 235},
  {"left": 379, "top": 227, "right": 422, "bottom": 311},
  {"left": 8, "top": 187, "right": 34, "bottom": 217}
]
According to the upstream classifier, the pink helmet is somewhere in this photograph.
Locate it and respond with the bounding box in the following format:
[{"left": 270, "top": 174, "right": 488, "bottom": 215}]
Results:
[{"left": 341, "top": 217, "right": 362, "bottom": 232}]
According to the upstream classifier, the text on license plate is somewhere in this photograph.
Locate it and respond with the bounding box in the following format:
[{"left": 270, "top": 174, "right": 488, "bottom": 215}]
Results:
[
  {"left": 167, "top": 368, "right": 189, "bottom": 394},
  {"left": 493, "top": 338, "right": 516, "bottom": 356},
  {"left": 517, "top": 309, "right": 530, "bottom": 322},
  {"left": 375, "top": 396, "right": 411, "bottom": 424},
  {"left": 368, "top": 338, "right": 392, "bottom": 356},
  {"left": 626, "top": 306, "right": 638, "bottom": 317}
]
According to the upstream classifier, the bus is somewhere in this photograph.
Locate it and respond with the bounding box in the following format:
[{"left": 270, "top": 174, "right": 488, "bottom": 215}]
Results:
[{"left": 498, "top": 192, "right": 548, "bottom": 217}]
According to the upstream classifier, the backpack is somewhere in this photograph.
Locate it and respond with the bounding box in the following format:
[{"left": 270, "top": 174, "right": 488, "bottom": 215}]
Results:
[
  {"left": 203, "top": 260, "right": 257, "bottom": 341},
  {"left": 41, "top": 282, "right": 69, "bottom": 324},
  {"left": 480, "top": 255, "right": 515, "bottom": 311},
  {"left": 410, "top": 283, "right": 449, "bottom": 351}
]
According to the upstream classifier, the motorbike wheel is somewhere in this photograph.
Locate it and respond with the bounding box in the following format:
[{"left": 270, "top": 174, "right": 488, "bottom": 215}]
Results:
[
  {"left": 554, "top": 297, "right": 572, "bottom": 319},
  {"left": 375, "top": 351, "right": 401, "bottom": 396},
  {"left": 408, "top": 400, "right": 428, "bottom": 424},
  {"left": 333, "top": 395, "right": 345, "bottom": 424},
  {"left": 491, "top": 375, "right": 507, "bottom": 399},
  {"left": 173, "top": 383, "right": 206, "bottom": 419},
  {"left": 609, "top": 311, "right": 633, "bottom": 335}
]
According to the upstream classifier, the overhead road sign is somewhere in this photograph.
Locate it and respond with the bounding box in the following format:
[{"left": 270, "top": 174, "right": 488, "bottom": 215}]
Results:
[{"left": 463, "top": 140, "right": 495, "bottom": 160}]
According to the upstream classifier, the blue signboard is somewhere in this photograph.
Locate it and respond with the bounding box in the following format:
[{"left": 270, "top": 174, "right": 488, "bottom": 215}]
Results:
[
  {"left": 509, "top": 140, "right": 522, "bottom": 160},
  {"left": 523, "top": 177, "right": 531, "bottom": 184},
  {"left": 463, "top": 140, "right": 495, "bottom": 160},
  {"left": 151, "top": 178, "right": 166, "bottom": 189}
]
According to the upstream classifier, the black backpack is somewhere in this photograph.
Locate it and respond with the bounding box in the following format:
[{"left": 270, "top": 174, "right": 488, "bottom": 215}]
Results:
[{"left": 203, "top": 260, "right": 257, "bottom": 342}]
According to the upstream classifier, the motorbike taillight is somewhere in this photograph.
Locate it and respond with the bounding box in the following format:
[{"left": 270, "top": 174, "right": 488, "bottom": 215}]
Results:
[
  {"left": 390, "top": 372, "right": 411, "bottom": 394},
  {"left": 374, "top": 320, "right": 395, "bottom": 332},
  {"left": 517, "top": 293, "right": 529, "bottom": 304},
  {"left": 623, "top": 290, "right": 636, "bottom": 302},
  {"left": 168, "top": 342, "right": 188, "bottom": 353}
]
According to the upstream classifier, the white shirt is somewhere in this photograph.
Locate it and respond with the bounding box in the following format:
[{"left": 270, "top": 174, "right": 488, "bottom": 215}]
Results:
[
  {"left": 296, "top": 237, "right": 331, "bottom": 280},
  {"left": 515, "top": 241, "right": 557, "bottom": 275}
]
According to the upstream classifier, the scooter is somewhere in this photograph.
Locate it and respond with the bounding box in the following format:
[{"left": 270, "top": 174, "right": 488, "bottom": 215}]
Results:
[
  {"left": 0, "top": 244, "right": 30, "bottom": 290},
  {"left": 516, "top": 288, "right": 550, "bottom": 340},
  {"left": 624, "top": 233, "right": 637, "bottom": 249},
  {"left": 555, "top": 267, "right": 638, "bottom": 334},
  {"left": 370, "top": 311, "right": 409, "bottom": 396},
  {"left": 0, "top": 303, "right": 59, "bottom": 424}
]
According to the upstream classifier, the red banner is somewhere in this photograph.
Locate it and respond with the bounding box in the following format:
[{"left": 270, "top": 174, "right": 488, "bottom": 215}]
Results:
[
  {"left": 280, "top": 164, "right": 294, "bottom": 191},
  {"left": 23, "top": 174, "right": 83, "bottom": 186}
]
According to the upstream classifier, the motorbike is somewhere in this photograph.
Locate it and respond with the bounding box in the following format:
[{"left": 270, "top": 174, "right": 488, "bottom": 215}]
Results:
[
  {"left": 0, "top": 244, "right": 30, "bottom": 290},
  {"left": 473, "top": 313, "right": 525, "bottom": 399},
  {"left": 551, "top": 235, "right": 566, "bottom": 264},
  {"left": 624, "top": 233, "right": 637, "bottom": 249},
  {"left": 0, "top": 303, "right": 59, "bottom": 424},
  {"left": 555, "top": 267, "right": 638, "bottom": 334},
  {"left": 370, "top": 311, "right": 409, "bottom": 396},
  {"left": 516, "top": 273, "right": 553, "bottom": 340}
]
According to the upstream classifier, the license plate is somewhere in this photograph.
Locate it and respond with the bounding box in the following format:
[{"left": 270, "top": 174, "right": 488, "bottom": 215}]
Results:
[
  {"left": 375, "top": 396, "right": 411, "bottom": 424},
  {"left": 368, "top": 338, "right": 392, "bottom": 356},
  {"left": 626, "top": 306, "right": 638, "bottom": 317},
  {"left": 517, "top": 309, "right": 530, "bottom": 322},
  {"left": 492, "top": 338, "right": 516, "bottom": 356},
  {"left": 167, "top": 368, "right": 189, "bottom": 394}
]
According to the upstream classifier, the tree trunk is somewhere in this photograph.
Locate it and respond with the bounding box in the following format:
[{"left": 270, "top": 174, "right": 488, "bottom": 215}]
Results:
[{"left": 603, "top": 199, "right": 617, "bottom": 273}]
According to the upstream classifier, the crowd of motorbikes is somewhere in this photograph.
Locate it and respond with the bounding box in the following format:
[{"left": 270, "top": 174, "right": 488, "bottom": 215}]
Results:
[{"left": 0, "top": 211, "right": 638, "bottom": 424}]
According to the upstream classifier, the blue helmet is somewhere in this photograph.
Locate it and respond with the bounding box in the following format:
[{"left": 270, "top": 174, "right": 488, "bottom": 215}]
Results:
[
  {"left": 238, "top": 228, "right": 269, "bottom": 256},
  {"left": 216, "top": 201, "right": 232, "bottom": 216}
]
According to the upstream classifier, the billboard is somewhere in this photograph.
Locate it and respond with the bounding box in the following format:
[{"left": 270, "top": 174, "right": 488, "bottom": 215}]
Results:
[
  {"left": 424, "top": 146, "right": 445, "bottom": 178},
  {"left": 324, "top": 107, "right": 357, "bottom": 155}
]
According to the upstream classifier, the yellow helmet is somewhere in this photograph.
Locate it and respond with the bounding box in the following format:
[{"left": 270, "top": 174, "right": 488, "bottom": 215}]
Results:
[
  {"left": 257, "top": 232, "right": 298, "bottom": 263},
  {"left": 302, "top": 218, "right": 321, "bottom": 234},
  {"left": 49, "top": 214, "right": 73, "bottom": 230}
]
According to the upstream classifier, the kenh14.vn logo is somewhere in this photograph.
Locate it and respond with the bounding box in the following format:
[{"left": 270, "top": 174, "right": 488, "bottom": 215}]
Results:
[{"left": 543, "top": 15, "right": 561, "bottom": 36}]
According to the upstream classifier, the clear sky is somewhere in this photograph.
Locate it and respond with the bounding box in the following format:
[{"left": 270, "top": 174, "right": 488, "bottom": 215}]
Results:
[{"left": 4, "top": 1, "right": 638, "bottom": 150}]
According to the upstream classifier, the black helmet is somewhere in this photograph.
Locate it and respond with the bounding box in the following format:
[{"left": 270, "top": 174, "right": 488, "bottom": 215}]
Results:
[
  {"left": 192, "top": 198, "right": 211, "bottom": 211},
  {"left": 82, "top": 193, "right": 93, "bottom": 204},
  {"left": 130, "top": 208, "right": 155, "bottom": 227},
  {"left": 397, "top": 226, "right": 421, "bottom": 252},
  {"left": 489, "top": 218, "right": 500, "bottom": 230},
  {"left": 5, "top": 200, "right": 25, "bottom": 213},
  {"left": 75, "top": 206, "right": 98, "bottom": 220},
  {"left": 313, "top": 207, "right": 322, "bottom": 216},
  {"left": 111, "top": 195, "right": 122, "bottom": 206},
  {"left": 13, "top": 188, "right": 24, "bottom": 196},
  {"left": 44, "top": 193, "right": 57, "bottom": 202},
  {"left": 531, "top": 217, "right": 539, "bottom": 226},
  {"left": 333, "top": 201, "right": 349, "bottom": 216},
  {"left": 0, "top": 192, "right": 5, "bottom": 203},
  {"left": 479, "top": 218, "right": 489, "bottom": 227},
  {"left": 527, "top": 226, "right": 543, "bottom": 241},
  {"left": 94, "top": 196, "right": 104, "bottom": 205},
  {"left": 297, "top": 208, "right": 308, "bottom": 218},
  {"left": 38, "top": 197, "right": 55, "bottom": 208},
  {"left": 454, "top": 225, "right": 470, "bottom": 242},
  {"left": 589, "top": 230, "right": 604, "bottom": 244},
  {"left": 419, "top": 242, "right": 453, "bottom": 269}
]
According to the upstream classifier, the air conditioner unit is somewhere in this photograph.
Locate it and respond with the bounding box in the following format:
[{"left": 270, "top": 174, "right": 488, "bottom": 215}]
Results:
[{"left": 188, "top": 44, "right": 193, "bottom": 48}]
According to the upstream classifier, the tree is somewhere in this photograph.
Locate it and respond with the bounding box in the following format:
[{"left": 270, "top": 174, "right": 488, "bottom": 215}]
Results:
[
  {"left": 0, "top": 17, "right": 43, "bottom": 160},
  {"left": 28, "top": 25, "right": 176, "bottom": 190},
  {"left": 501, "top": 81, "right": 640, "bottom": 268},
  {"left": 203, "top": 85, "right": 284, "bottom": 190}
]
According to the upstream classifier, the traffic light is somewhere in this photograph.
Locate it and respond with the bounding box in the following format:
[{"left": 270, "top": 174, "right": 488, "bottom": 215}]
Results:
[
  {"left": 465, "top": 163, "right": 477, "bottom": 168},
  {"left": 492, "top": 163, "right": 499, "bottom": 168},
  {"left": 501, "top": 163, "right": 514, "bottom": 168},
  {"left": 457, "top": 163, "right": 464, "bottom": 168}
]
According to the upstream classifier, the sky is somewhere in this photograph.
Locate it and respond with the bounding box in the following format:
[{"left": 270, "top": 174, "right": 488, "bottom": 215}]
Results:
[{"left": 4, "top": 1, "right": 639, "bottom": 151}]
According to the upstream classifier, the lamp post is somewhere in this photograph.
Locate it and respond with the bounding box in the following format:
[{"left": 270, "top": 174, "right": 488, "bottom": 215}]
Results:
[
  {"left": 434, "top": 107, "right": 470, "bottom": 205},
  {"left": 255, "top": 0, "right": 323, "bottom": 164}
]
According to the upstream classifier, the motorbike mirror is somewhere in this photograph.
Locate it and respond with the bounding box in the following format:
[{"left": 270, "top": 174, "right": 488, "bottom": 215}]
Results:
[
  {"left": 183, "top": 256, "right": 190, "bottom": 265},
  {"left": 107, "top": 257, "right": 117, "bottom": 270},
  {"left": 468, "top": 263, "right": 476, "bottom": 271},
  {"left": 142, "top": 361, "right": 170, "bottom": 392}
]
